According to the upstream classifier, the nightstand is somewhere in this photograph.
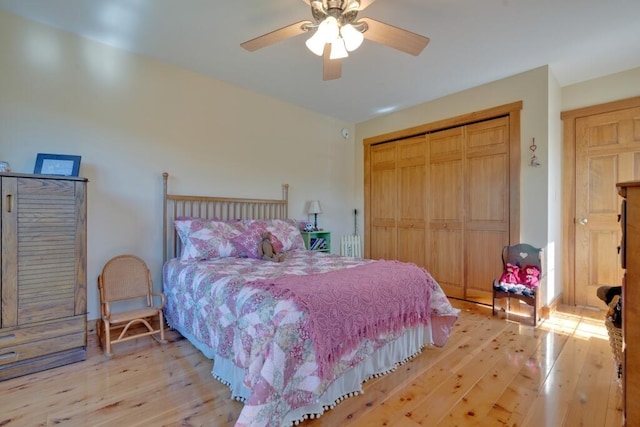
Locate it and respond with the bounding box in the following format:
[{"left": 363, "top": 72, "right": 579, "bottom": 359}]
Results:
[{"left": 301, "top": 231, "right": 331, "bottom": 253}]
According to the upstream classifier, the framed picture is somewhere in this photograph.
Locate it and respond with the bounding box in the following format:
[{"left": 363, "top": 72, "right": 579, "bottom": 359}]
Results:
[{"left": 34, "top": 153, "right": 81, "bottom": 177}]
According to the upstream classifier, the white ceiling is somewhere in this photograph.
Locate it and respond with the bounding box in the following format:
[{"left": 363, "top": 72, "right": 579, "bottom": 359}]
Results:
[{"left": 1, "top": 0, "right": 639, "bottom": 123}]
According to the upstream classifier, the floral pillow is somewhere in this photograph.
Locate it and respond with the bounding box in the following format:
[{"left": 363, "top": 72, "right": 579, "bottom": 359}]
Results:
[
  {"left": 231, "top": 223, "right": 284, "bottom": 259},
  {"left": 243, "top": 219, "right": 305, "bottom": 252},
  {"left": 174, "top": 218, "right": 245, "bottom": 261}
]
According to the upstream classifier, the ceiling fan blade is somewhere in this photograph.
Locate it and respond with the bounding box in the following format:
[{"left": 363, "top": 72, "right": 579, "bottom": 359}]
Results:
[
  {"left": 323, "top": 45, "right": 342, "bottom": 80},
  {"left": 359, "top": 17, "right": 429, "bottom": 56},
  {"left": 241, "top": 20, "right": 312, "bottom": 52}
]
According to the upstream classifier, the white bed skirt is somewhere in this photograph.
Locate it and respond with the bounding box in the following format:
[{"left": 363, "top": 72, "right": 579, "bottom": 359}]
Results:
[{"left": 173, "top": 323, "right": 433, "bottom": 426}]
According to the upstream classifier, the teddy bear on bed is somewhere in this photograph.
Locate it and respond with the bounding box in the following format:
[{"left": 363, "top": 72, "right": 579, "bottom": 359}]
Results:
[{"left": 258, "top": 231, "right": 285, "bottom": 262}]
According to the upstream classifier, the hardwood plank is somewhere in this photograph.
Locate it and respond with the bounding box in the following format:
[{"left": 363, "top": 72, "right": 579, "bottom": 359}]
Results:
[
  {"left": 563, "top": 335, "right": 618, "bottom": 427},
  {"left": 0, "top": 301, "right": 623, "bottom": 427},
  {"left": 433, "top": 323, "right": 550, "bottom": 426},
  {"left": 336, "top": 309, "right": 512, "bottom": 425}
]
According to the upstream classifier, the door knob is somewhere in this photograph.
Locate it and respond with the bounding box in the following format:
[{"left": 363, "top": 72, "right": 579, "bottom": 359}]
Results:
[{"left": 578, "top": 217, "right": 588, "bottom": 225}]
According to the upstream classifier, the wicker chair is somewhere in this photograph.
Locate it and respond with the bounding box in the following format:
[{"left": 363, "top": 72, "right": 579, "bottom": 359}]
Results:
[{"left": 97, "top": 254, "right": 167, "bottom": 357}]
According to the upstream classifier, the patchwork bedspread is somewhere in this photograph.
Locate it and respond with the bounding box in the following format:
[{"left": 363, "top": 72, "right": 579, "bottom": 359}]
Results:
[{"left": 163, "top": 250, "right": 458, "bottom": 427}]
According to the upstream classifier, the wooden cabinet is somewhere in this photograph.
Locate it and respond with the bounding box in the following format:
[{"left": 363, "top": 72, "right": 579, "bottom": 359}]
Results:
[
  {"left": 617, "top": 181, "right": 640, "bottom": 425},
  {"left": 0, "top": 173, "right": 87, "bottom": 381},
  {"left": 301, "top": 231, "right": 331, "bottom": 253}
]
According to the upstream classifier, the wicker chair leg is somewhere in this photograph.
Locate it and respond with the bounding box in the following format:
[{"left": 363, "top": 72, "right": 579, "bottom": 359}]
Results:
[{"left": 103, "top": 319, "right": 113, "bottom": 358}]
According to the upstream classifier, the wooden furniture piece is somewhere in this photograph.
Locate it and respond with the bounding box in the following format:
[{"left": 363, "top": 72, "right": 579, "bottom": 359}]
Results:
[
  {"left": 97, "top": 254, "right": 166, "bottom": 357},
  {"left": 492, "top": 243, "right": 542, "bottom": 326},
  {"left": 301, "top": 230, "right": 331, "bottom": 253},
  {"left": 0, "top": 172, "right": 87, "bottom": 381},
  {"left": 616, "top": 180, "right": 640, "bottom": 425},
  {"left": 364, "top": 105, "right": 521, "bottom": 306}
]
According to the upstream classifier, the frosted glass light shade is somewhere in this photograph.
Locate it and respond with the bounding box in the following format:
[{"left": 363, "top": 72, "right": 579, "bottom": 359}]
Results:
[
  {"left": 305, "top": 33, "right": 326, "bottom": 56},
  {"left": 340, "top": 24, "right": 364, "bottom": 51},
  {"left": 306, "top": 16, "right": 340, "bottom": 56},
  {"left": 330, "top": 39, "right": 349, "bottom": 59}
]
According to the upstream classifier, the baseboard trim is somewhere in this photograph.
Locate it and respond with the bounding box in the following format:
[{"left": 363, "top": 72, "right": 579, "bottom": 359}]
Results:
[{"left": 540, "top": 294, "right": 561, "bottom": 320}]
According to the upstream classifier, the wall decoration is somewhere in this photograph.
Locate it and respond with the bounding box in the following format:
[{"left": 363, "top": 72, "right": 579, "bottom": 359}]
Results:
[{"left": 34, "top": 153, "right": 81, "bottom": 176}]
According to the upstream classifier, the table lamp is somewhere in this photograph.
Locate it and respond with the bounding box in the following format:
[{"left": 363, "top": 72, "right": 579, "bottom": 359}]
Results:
[{"left": 307, "top": 200, "right": 322, "bottom": 231}]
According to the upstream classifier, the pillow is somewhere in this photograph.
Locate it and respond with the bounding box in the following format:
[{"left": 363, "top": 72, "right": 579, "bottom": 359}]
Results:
[
  {"left": 231, "top": 222, "right": 285, "bottom": 258},
  {"left": 243, "top": 219, "right": 305, "bottom": 252},
  {"left": 230, "top": 223, "right": 266, "bottom": 259},
  {"left": 174, "top": 218, "right": 245, "bottom": 261}
]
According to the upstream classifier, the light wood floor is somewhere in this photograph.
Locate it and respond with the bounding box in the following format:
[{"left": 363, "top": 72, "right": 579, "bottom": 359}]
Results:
[{"left": 0, "top": 300, "right": 623, "bottom": 426}]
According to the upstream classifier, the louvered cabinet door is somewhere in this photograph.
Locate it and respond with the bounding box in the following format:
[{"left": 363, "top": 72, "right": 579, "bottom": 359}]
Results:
[{"left": 0, "top": 174, "right": 87, "bottom": 380}]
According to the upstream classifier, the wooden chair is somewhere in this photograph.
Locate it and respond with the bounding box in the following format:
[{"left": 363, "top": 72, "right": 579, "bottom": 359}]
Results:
[
  {"left": 97, "top": 254, "right": 167, "bottom": 357},
  {"left": 492, "top": 243, "right": 542, "bottom": 326}
]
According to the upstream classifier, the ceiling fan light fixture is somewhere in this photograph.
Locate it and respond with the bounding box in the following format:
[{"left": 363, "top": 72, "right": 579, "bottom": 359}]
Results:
[
  {"left": 306, "top": 16, "right": 340, "bottom": 56},
  {"left": 330, "top": 38, "right": 349, "bottom": 59},
  {"left": 241, "top": 0, "right": 431, "bottom": 81},
  {"left": 340, "top": 23, "right": 364, "bottom": 52},
  {"left": 317, "top": 16, "right": 339, "bottom": 41},
  {"left": 305, "top": 33, "right": 326, "bottom": 56}
]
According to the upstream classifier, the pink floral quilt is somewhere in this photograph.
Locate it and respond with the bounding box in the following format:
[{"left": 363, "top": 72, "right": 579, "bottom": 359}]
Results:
[{"left": 163, "top": 251, "right": 458, "bottom": 427}]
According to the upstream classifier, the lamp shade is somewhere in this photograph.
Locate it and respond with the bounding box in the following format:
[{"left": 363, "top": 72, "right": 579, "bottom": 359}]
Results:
[
  {"left": 330, "top": 39, "right": 349, "bottom": 60},
  {"left": 305, "top": 32, "right": 326, "bottom": 56},
  {"left": 306, "top": 16, "right": 339, "bottom": 56},
  {"left": 340, "top": 24, "right": 364, "bottom": 52},
  {"left": 307, "top": 200, "right": 323, "bottom": 215}
]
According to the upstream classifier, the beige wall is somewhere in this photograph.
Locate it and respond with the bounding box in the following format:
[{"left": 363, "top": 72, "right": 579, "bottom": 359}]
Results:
[
  {"left": 0, "top": 11, "right": 356, "bottom": 321},
  {"left": 561, "top": 67, "right": 640, "bottom": 111}
]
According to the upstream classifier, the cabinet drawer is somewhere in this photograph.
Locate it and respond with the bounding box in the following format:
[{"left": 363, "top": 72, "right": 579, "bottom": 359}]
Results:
[
  {"left": 0, "top": 331, "right": 85, "bottom": 367},
  {"left": 0, "top": 316, "right": 86, "bottom": 350}
]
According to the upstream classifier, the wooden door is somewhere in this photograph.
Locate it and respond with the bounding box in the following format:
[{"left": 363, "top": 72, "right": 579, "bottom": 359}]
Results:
[
  {"left": 574, "top": 105, "right": 640, "bottom": 307},
  {"left": 427, "top": 118, "right": 509, "bottom": 303},
  {"left": 369, "top": 143, "right": 397, "bottom": 261},
  {"left": 464, "top": 117, "right": 510, "bottom": 304},
  {"left": 397, "top": 136, "right": 426, "bottom": 267},
  {"left": 428, "top": 127, "right": 465, "bottom": 299},
  {"left": 365, "top": 103, "right": 521, "bottom": 304}
]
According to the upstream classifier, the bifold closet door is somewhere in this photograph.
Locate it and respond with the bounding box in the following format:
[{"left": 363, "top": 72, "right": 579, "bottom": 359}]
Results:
[
  {"left": 370, "top": 143, "right": 398, "bottom": 261},
  {"left": 427, "top": 117, "right": 509, "bottom": 303},
  {"left": 427, "top": 127, "right": 465, "bottom": 299},
  {"left": 396, "top": 136, "right": 427, "bottom": 267},
  {"left": 464, "top": 117, "right": 510, "bottom": 304},
  {"left": 368, "top": 116, "right": 509, "bottom": 304},
  {"left": 369, "top": 136, "right": 427, "bottom": 268}
]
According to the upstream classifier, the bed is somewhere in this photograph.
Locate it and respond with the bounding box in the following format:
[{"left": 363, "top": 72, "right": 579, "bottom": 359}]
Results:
[{"left": 161, "top": 173, "right": 459, "bottom": 427}]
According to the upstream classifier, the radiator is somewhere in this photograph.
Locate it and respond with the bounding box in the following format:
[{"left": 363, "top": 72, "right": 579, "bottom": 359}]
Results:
[{"left": 340, "top": 235, "right": 362, "bottom": 258}]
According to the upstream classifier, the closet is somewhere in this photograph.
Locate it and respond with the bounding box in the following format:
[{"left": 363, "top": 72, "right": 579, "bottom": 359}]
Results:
[
  {"left": 365, "top": 103, "right": 520, "bottom": 305},
  {"left": 0, "top": 173, "right": 87, "bottom": 380}
]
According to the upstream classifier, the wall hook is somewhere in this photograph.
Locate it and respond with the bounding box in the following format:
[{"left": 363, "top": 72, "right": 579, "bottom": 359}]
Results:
[{"left": 529, "top": 138, "right": 541, "bottom": 167}]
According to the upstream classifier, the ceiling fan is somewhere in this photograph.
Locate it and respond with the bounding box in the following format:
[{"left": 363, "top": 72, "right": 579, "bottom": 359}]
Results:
[{"left": 240, "top": 0, "right": 430, "bottom": 81}]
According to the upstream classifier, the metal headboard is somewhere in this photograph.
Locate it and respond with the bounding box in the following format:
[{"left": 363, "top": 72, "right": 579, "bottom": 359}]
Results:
[{"left": 162, "top": 172, "right": 289, "bottom": 263}]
